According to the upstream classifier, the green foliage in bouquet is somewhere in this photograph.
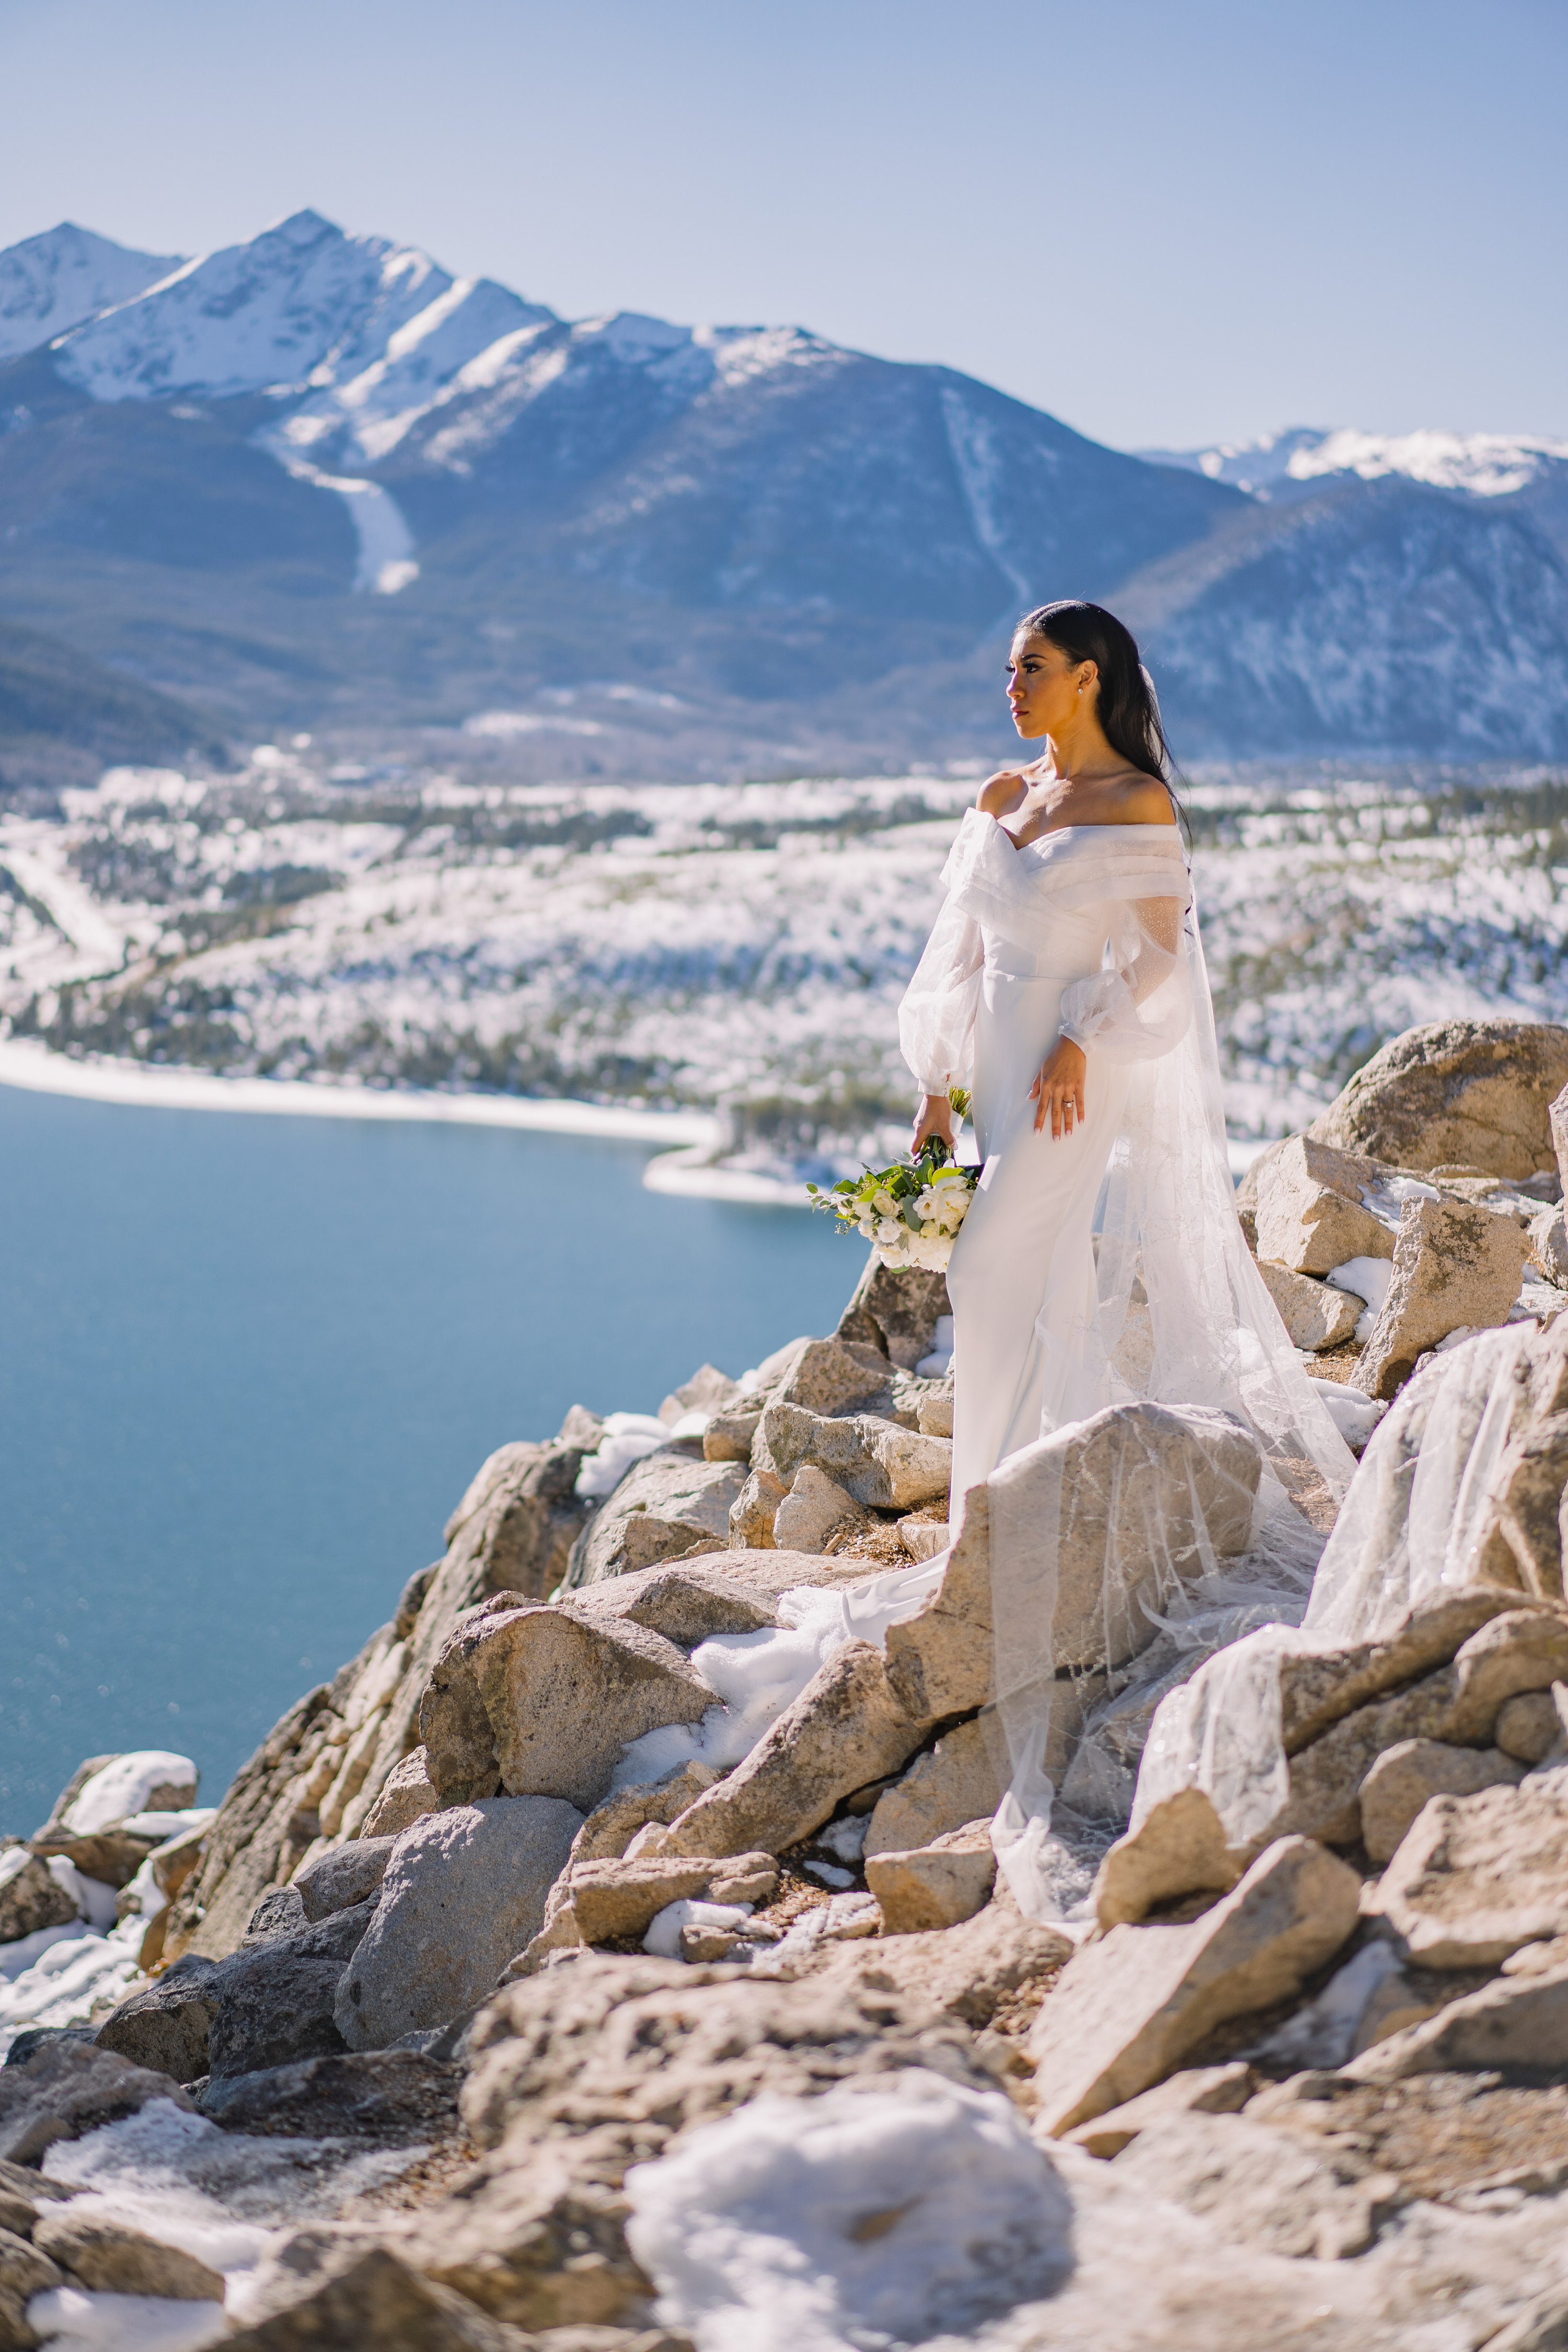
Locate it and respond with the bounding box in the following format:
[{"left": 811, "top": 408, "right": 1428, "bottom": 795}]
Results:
[{"left": 807, "top": 1090, "right": 977, "bottom": 1269}]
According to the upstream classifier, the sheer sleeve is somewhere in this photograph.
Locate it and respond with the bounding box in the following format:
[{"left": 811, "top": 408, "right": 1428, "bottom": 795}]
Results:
[
  {"left": 897, "top": 889, "right": 984, "bottom": 1094},
  {"left": 1057, "top": 895, "right": 1193, "bottom": 1064}
]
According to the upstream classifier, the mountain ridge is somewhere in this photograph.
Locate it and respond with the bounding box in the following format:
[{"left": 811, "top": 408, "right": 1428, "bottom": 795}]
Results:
[{"left": 1, "top": 213, "right": 1565, "bottom": 762}]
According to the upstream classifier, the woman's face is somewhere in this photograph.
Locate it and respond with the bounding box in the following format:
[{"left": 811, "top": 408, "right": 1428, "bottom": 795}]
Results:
[{"left": 1006, "top": 632, "right": 1096, "bottom": 740}]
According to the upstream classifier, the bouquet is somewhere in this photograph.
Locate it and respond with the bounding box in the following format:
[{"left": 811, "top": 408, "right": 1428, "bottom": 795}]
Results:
[{"left": 808, "top": 1089, "right": 978, "bottom": 1271}]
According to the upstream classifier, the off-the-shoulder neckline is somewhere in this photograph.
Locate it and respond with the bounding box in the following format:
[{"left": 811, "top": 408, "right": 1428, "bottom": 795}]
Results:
[{"left": 981, "top": 813, "right": 1186, "bottom": 851}]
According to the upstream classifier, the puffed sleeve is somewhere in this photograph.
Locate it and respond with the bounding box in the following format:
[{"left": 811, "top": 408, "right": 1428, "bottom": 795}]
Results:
[
  {"left": 1057, "top": 895, "right": 1193, "bottom": 1063},
  {"left": 897, "top": 888, "right": 984, "bottom": 1094}
]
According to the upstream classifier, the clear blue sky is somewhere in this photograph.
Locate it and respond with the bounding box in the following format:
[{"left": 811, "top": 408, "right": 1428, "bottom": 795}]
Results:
[{"left": 1, "top": 0, "right": 1563, "bottom": 450}]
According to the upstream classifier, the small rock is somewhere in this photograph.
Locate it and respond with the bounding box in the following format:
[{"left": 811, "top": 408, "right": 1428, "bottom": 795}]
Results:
[
  {"left": 917, "top": 1387, "right": 954, "bottom": 1438},
  {"left": 1352, "top": 1195, "right": 1530, "bottom": 1401},
  {"left": 653, "top": 1642, "right": 928, "bottom": 1861},
  {"left": 1062, "top": 2062, "right": 1255, "bottom": 2157},
  {"left": 1094, "top": 1788, "right": 1244, "bottom": 1929},
  {"left": 864, "top": 1716, "right": 1002, "bottom": 1860},
  {"left": 520, "top": 1852, "right": 778, "bottom": 1966},
  {"left": 361, "top": 1746, "right": 443, "bottom": 1839},
  {"left": 574, "top": 1563, "right": 781, "bottom": 1648},
  {"left": 32, "top": 2207, "right": 224, "bottom": 2299},
  {"left": 1497, "top": 1690, "right": 1562, "bottom": 1762},
  {"left": 0, "top": 1848, "right": 78, "bottom": 1943},
  {"left": 1254, "top": 1259, "right": 1365, "bottom": 1350},
  {"left": 1252, "top": 1135, "right": 1395, "bottom": 1275},
  {"left": 335, "top": 1795, "right": 582, "bottom": 2050},
  {"left": 566, "top": 1452, "right": 750, "bottom": 1586},
  {"left": 1369, "top": 1776, "right": 1568, "bottom": 1966},
  {"left": 95, "top": 1953, "right": 220, "bottom": 2083},
  {"left": 773, "top": 1465, "right": 868, "bottom": 1552},
  {"left": 898, "top": 1515, "right": 950, "bottom": 1560},
  {"left": 568, "top": 1763, "right": 723, "bottom": 1865},
  {"left": 1028, "top": 1836, "right": 1362, "bottom": 2136},
  {"left": 824, "top": 1877, "right": 1071, "bottom": 2025},
  {"left": 244, "top": 1886, "right": 308, "bottom": 1947},
  {"left": 0, "top": 2158, "right": 73, "bottom": 2238},
  {"left": 754, "top": 1402, "right": 953, "bottom": 1512},
  {"left": 0, "top": 2040, "right": 194, "bottom": 2166},
  {"left": 1310, "top": 1017, "right": 1568, "bottom": 1182},
  {"left": 728, "top": 1465, "right": 787, "bottom": 1547},
  {"left": 197, "top": 2049, "right": 463, "bottom": 2140},
  {"left": 293, "top": 1836, "right": 396, "bottom": 1921},
  {"left": 208, "top": 1901, "right": 377, "bottom": 2080},
  {"left": 420, "top": 1601, "right": 716, "bottom": 1811},
  {"left": 1529, "top": 1203, "right": 1568, "bottom": 1286},
  {"left": 221, "top": 2245, "right": 534, "bottom": 2349},
  {"left": 1358, "top": 1738, "right": 1526, "bottom": 1863},
  {"left": 659, "top": 1363, "right": 740, "bottom": 1425},
  {"left": 865, "top": 1821, "right": 995, "bottom": 1932}
]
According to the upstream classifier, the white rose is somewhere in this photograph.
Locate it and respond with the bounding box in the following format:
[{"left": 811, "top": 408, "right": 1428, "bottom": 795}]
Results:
[{"left": 872, "top": 1189, "right": 898, "bottom": 1216}]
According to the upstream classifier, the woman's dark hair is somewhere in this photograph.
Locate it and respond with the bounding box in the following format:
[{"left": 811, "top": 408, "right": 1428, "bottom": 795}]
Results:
[{"left": 1018, "top": 598, "right": 1176, "bottom": 791}]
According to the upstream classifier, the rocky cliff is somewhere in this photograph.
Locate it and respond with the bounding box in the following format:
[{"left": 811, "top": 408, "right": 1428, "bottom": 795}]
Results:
[{"left": 8, "top": 1022, "right": 1568, "bottom": 2348}]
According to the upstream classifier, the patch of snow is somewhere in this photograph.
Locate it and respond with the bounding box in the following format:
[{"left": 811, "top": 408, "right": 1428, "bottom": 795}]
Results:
[
  {"left": 574, "top": 1413, "right": 673, "bottom": 1499},
  {"left": 623, "top": 2069, "right": 1073, "bottom": 2352},
  {"left": 26, "top": 2287, "right": 229, "bottom": 2352},
  {"left": 66, "top": 1753, "right": 197, "bottom": 1834},
  {"left": 0, "top": 224, "right": 180, "bottom": 364},
  {"left": 815, "top": 1815, "right": 869, "bottom": 1865},
  {"left": 1327, "top": 1256, "right": 1393, "bottom": 1344},
  {"left": 613, "top": 1588, "right": 855, "bottom": 1792},
  {"left": 642, "top": 1898, "right": 753, "bottom": 1958},
  {"left": 1147, "top": 424, "right": 1568, "bottom": 500}
]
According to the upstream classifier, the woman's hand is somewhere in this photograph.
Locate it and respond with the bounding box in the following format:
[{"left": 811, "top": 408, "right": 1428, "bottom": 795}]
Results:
[
  {"left": 1030, "top": 1037, "right": 1087, "bottom": 1138},
  {"left": 912, "top": 1092, "right": 956, "bottom": 1155}
]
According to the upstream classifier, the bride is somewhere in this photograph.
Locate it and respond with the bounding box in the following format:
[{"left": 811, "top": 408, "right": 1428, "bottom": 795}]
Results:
[{"left": 882, "top": 598, "right": 1355, "bottom": 1913}]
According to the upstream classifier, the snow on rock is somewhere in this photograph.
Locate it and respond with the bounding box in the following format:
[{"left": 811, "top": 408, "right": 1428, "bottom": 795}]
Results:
[
  {"left": 622, "top": 2068, "right": 1074, "bottom": 2352},
  {"left": 65, "top": 1753, "right": 198, "bottom": 1835},
  {"left": 0, "top": 224, "right": 179, "bottom": 364}
]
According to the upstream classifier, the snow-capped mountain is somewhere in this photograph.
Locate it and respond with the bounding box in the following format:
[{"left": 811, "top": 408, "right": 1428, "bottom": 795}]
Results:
[
  {"left": 1147, "top": 425, "right": 1568, "bottom": 502},
  {"left": 0, "top": 224, "right": 179, "bottom": 364},
  {"left": 2, "top": 211, "right": 1566, "bottom": 763}
]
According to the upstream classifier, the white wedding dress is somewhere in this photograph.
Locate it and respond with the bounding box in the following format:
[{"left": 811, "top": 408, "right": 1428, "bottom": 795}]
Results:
[{"left": 845, "top": 805, "right": 1357, "bottom": 1916}]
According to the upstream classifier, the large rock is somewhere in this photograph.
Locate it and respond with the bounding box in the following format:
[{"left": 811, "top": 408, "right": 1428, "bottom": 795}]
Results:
[
  {"left": 1352, "top": 1195, "right": 1529, "bottom": 1400},
  {"left": 1109, "top": 2109, "right": 1401, "bottom": 2261},
  {"left": 32, "top": 2207, "right": 224, "bottom": 2299},
  {"left": 823, "top": 1877, "right": 1073, "bottom": 2027},
  {"left": 1370, "top": 1776, "right": 1568, "bottom": 1966},
  {"left": 28, "top": 1747, "right": 200, "bottom": 1887},
  {"left": 1254, "top": 1258, "right": 1365, "bottom": 1350},
  {"left": 0, "top": 2040, "right": 193, "bottom": 2165},
  {"left": 207, "top": 1900, "right": 376, "bottom": 2079},
  {"left": 430, "top": 1954, "right": 994, "bottom": 2328},
  {"left": 1028, "top": 1836, "right": 1362, "bottom": 2135},
  {"left": 1348, "top": 1950, "right": 1568, "bottom": 2082},
  {"left": 985, "top": 1401, "right": 1261, "bottom": 1677},
  {"left": 223, "top": 2246, "right": 535, "bottom": 2350},
  {"left": 0, "top": 1848, "right": 77, "bottom": 1942},
  {"left": 753, "top": 1402, "right": 952, "bottom": 1511},
  {"left": 420, "top": 1600, "right": 716, "bottom": 1810},
  {"left": 335, "top": 1796, "right": 581, "bottom": 2050},
  {"left": 651, "top": 1642, "right": 929, "bottom": 1860},
  {"left": 1310, "top": 1019, "right": 1568, "bottom": 1181},
  {"left": 1062, "top": 2061, "right": 1255, "bottom": 2158},
  {"left": 95, "top": 1952, "right": 219, "bottom": 2083},
  {"left": 1274, "top": 1589, "right": 1523, "bottom": 1754},
  {"left": 1252, "top": 1136, "right": 1396, "bottom": 1275},
  {"left": 836, "top": 1258, "right": 951, "bottom": 1371},
  {"left": 565, "top": 1449, "right": 749, "bottom": 1586},
  {"left": 883, "top": 1487, "right": 995, "bottom": 1719},
  {"left": 361, "top": 1746, "right": 444, "bottom": 1839},
  {"left": 864, "top": 1715, "right": 1003, "bottom": 1860},
  {"left": 865, "top": 1821, "right": 995, "bottom": 1932},
  {"left": 1358, "top": 1738, "right": 1527, "bottom": 1863},
  {"left": 198, "top": 2050, "right": 463, "bottom": 2140},
  {"left": 440, "top": 1419, "right": 602, "bottom": 1604}
]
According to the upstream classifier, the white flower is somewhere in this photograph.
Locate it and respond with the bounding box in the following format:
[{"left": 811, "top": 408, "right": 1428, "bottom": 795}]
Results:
[
  {"left": 875, "top": 1217, "right": 906, "bottom": 1248},
  {"left": 872, "top": 1189, "right": 899, "bottom": 1217}
]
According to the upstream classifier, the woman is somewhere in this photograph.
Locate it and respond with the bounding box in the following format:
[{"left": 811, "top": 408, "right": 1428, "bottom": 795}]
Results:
[{"left": 887, "top": 599, "right": 1354, "bottom": 1913}]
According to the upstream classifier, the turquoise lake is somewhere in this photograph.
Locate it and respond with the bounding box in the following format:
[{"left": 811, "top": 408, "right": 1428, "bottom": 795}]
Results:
[{"left": 0, "top": 1083, "right": 855, "bottom": 1834}]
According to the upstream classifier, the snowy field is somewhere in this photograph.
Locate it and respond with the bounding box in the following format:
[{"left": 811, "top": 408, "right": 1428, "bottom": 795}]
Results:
[{"left": 3, "top": 748, "right": 1566, "bottom": 1183}]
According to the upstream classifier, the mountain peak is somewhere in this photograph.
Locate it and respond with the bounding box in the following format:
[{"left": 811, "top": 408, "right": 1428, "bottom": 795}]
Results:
[{"left": 0, "top": 222, "right": 182, "bottom": 364}]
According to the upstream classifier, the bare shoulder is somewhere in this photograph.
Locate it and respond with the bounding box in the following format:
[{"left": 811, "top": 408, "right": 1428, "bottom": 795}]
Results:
[
  {"left": 976, "top": 768, "right": 1029, "bottom": 818},
  {"left": 1114, "top": 773, "right": 1179, "bottom": 826}
]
